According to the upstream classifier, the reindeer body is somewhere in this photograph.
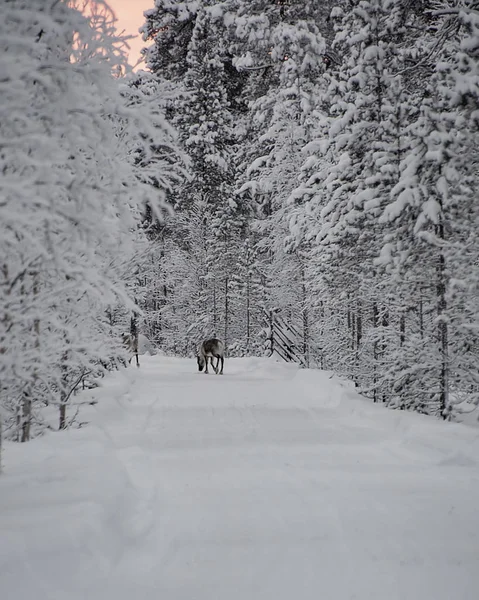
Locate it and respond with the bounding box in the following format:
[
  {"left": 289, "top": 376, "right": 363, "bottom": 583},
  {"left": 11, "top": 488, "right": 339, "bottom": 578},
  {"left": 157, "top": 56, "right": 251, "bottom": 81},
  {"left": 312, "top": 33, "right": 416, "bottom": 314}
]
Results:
[
  {"left": 122, "top": 332, "right": 139, "bottom": 367},
  {"left": 197, "top": 339, "right": 224, "bottom": 374}
]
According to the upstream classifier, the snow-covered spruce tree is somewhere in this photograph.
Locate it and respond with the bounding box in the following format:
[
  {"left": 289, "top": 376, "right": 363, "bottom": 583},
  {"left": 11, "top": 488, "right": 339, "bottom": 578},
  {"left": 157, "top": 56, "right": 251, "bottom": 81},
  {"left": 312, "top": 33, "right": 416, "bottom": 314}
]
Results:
[
  {"left": 282, "top": 1, "right": 388, "bottom": 386},
  {"left": 115, "top": 69, "right": 187, "bottom": 361},
  {"left": 287, "top": 0, "right": 479, "bottom": 417},
  {"left": 229, "top": 0, "right": 328, "bottom": 357},
  {"left": 285, "top": 1, "right": 433, "bottom": 400},
  {"left": 120, "top": 69, "right": 186, "bottom": 217},
  {"left": 140, "top": 1, "right": 257, "bottom": 354},
  {"left": 227, "top": 235, "right": 268, "bottom": 356},
  {"left": 0, "top": 0, "right": 172, "bottom": 441},
  {"left": 377, "top": 1, "right": 479, "bottom": 417},
  {"left": 135, "top": 205, "right": 207, "bottom": 355},
  {"left": 141, "top": 0, "right": 198, "bottom": 81}
]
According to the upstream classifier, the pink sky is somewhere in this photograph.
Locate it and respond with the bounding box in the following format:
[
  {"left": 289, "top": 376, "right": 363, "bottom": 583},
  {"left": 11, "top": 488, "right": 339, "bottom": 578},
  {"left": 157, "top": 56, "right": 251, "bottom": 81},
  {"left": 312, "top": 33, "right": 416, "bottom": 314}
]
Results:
[{"left": 109, "top": 0, "right": 153, "bottom": 68}]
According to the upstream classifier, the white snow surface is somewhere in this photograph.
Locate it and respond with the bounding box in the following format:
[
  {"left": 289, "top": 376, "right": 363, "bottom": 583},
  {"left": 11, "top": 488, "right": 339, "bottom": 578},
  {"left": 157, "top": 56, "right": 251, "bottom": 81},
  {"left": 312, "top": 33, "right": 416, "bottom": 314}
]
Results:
[{"left": 1, "top": 356, "right": 479, "bottom": 600}]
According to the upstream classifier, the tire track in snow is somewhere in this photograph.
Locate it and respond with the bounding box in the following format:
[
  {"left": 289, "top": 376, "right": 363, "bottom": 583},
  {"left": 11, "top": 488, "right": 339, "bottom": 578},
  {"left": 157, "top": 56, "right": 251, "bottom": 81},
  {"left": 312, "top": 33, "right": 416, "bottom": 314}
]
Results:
[{"left": 96, "top": 358, "right": 479, "bottom": 599}]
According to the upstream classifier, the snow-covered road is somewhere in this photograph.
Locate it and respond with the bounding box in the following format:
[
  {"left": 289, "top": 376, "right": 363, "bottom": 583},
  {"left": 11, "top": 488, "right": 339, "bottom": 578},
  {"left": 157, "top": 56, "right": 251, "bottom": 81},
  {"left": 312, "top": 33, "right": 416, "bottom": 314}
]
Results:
[{"left": 1, "top": 356, "right": 479, "bottom": 600}]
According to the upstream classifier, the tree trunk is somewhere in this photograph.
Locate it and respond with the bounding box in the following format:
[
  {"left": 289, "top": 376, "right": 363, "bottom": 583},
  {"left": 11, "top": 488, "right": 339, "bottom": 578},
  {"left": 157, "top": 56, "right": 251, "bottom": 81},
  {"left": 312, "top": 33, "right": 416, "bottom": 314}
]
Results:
[
  {"left": 350, "top": 308, "right": 356, "bottom": 351},
  {"left": 436, "top": 225, "right": 449, "bottom": 418},
  {"left": 59, "top": 403, "right": 66, "bottom": 431},
  {"left": 419, "top": 297, "right": 424, "bottom": 340},
  {"left": 59, "top": 350, "right": 69, "bottom": 430},
  {"left": 301, "top": 265, "right": 310, "bottom": 368},
  {"left": 224, "top": 275, "right": 229, "bottom": 355},
  {"left": 372, "top": 302, "right": 379, "bottom": 402},
  {"left": 400, "top": 311, "right": 405, "bottom": 346},
  {"left": 21, "top": 276, "right": 40, "bottom": 442},
  {"left": 21, "top": 395, "right": 32, "bottom": 443},
  {"left": 130, "top": 310, "right": 139, "bottom": 368},
  {"left": 246, "top": 271, "right": 251, "bottom": 353},
  {"left": 356, "top": 303, "right": 362, "bottom": 349},
  {"left": 213, "top": 281, "right": 217, "bottom": 335}
]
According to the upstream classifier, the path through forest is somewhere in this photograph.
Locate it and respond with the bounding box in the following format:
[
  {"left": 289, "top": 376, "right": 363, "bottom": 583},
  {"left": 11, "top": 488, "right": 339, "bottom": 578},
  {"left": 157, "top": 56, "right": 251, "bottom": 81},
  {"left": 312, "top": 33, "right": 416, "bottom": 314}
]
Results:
[{"left": 1, "top": 356, "right": 479, "bottom": 600}]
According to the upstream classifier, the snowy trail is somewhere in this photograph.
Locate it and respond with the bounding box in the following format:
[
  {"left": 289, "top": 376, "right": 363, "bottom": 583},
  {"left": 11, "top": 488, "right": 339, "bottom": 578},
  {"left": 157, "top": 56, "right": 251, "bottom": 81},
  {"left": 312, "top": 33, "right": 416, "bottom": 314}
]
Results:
[{"left": 1, "top": 356, "right": 479, "bottom": 600}]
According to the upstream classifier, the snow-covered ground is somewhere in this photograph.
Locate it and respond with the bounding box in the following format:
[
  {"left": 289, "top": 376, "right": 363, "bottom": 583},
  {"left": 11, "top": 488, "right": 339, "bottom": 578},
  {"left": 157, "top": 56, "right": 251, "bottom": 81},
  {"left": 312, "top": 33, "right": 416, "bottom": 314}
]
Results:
[{"left": 1, "top": 356, "right": 479, "bottom": 600}]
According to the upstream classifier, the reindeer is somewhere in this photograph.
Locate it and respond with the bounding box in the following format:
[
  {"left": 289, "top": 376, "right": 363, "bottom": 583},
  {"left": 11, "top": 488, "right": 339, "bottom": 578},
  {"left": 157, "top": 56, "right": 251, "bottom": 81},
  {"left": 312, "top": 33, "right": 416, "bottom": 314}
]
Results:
[
  {"left": 122, "top": 332, "right": 139, "bottom": 368},
  {"left": 197, "top": 338, "right": 224, "bottom": 375}
]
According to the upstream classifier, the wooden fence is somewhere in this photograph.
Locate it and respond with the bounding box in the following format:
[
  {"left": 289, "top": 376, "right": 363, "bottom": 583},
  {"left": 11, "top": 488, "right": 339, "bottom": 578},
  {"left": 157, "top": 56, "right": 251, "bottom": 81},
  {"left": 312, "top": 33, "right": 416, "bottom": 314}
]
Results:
[{"left": 265, "top": 310, "right": 307, "bottom": 367}]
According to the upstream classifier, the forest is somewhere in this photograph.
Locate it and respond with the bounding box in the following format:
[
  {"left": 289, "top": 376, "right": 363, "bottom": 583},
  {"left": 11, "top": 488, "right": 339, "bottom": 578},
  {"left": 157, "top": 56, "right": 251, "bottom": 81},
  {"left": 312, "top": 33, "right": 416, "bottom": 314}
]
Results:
[{"left": 2, "top": 0, "right": 479, "bottom": 445}]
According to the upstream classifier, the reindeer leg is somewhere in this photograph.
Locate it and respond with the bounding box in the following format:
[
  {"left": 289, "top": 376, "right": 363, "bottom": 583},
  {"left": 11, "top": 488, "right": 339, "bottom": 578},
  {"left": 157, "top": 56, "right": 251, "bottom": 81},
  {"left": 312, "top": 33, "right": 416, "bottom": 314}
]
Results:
[
  {"left": 204, "top": 356, "right": 209, "bottom": 374},
  {"left": 219, "top": 356, "right": 224, "bottom": 375}
]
